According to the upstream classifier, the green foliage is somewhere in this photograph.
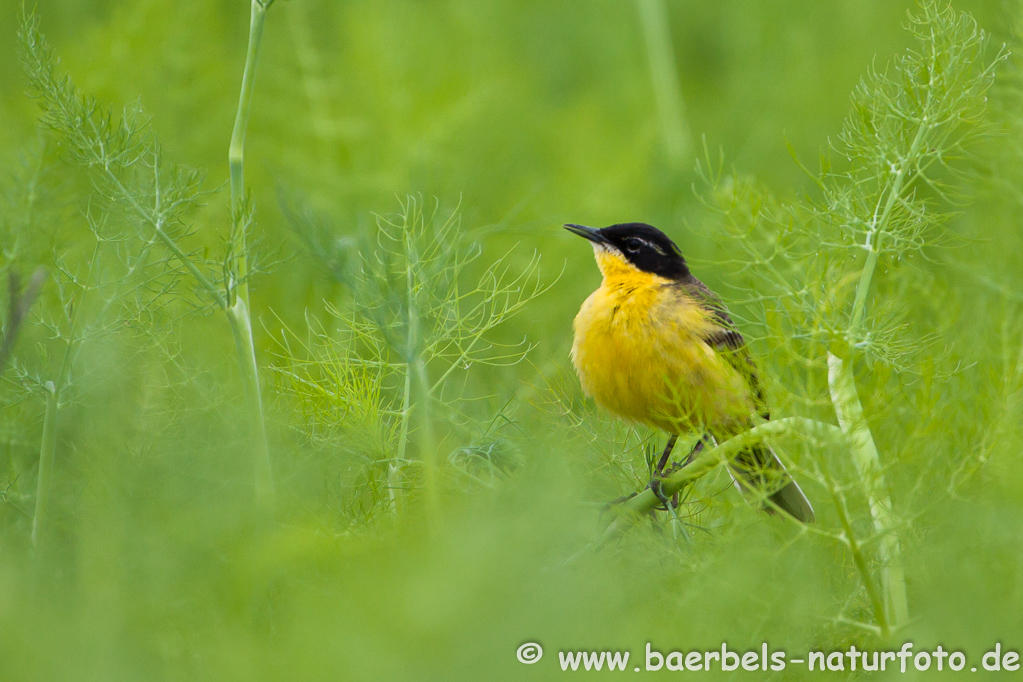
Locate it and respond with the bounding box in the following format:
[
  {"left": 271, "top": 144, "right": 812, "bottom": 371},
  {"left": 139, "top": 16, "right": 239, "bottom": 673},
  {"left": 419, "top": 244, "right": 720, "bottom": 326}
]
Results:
[
  {"left": 703, "top": 0, "right": 1003, "bottom": 370},
  {"left": 691, "top": 0, "right": 1010, "bottom": 638},
  {"left": 19, "top": 2, "right": 278, "bottom": 505},
  {"left": 1, "top": 0, "right": 1023, "bottom": 680},
  {"left": 276, "top": 196, "right": 550, "bottom": 522},
  {"left": 18, "top": 12, "right": 219, "bottom": 310}
]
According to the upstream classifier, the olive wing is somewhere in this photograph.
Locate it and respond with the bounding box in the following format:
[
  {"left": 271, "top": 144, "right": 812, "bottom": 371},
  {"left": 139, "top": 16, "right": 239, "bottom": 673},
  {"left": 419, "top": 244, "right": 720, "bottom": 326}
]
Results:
[{"left": 680, "top": 277, "right": 769, "bottom": 420}]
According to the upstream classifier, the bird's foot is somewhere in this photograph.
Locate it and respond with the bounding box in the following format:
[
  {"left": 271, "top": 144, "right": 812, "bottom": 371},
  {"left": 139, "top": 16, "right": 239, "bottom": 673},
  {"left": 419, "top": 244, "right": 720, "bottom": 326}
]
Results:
[
  {"left": 646, "top": 476, "right": 678, "bottom": 511},
  {"left": 647, "top": 458, "right": 690, "bottom": 510},
  {"left": 604, "top": 447, "right": 691, "bottom": 516}
]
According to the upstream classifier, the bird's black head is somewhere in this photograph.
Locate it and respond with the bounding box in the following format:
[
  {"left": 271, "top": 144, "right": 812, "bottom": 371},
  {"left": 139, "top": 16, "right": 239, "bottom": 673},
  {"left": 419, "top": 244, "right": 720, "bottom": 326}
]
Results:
[{"left": 564, "top": 222, "right": 689, "bottom": 280}]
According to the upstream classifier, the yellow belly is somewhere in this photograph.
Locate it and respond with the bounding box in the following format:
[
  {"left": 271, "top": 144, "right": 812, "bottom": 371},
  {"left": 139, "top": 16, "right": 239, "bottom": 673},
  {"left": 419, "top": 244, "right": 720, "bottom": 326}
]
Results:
[{"left": 571, "top": 282, "right": 751, "bottom": 434}]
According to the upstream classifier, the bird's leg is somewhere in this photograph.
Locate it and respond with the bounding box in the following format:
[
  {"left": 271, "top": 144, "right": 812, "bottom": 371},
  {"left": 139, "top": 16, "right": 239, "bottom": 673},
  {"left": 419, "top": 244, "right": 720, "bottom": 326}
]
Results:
[
  {"left": 602, "top": 436, "right": 679, "bottom": 515},
  {"left": 649, "top": 434, "right": 710, "bottom": 510},
  {"left": 648, "top": 435, "right": 678, "bottom": 510},
  {"left": 681, "top": 433, "right": 711, "bottom": 468},
  {"left": 657, "top": 432, "right": 711, "bottom": 478},
  {"left": 653, "top": 434, "right": 678, "bottom": 477},
  {"left": 604, "top": 434, "right": 709, "bottom": 515}
]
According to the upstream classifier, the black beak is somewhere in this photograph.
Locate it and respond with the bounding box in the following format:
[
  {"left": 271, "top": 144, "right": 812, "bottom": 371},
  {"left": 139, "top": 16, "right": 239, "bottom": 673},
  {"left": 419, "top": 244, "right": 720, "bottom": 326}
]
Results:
[{"left": 563, "top": 224, "right": 606, "bottom": 245}]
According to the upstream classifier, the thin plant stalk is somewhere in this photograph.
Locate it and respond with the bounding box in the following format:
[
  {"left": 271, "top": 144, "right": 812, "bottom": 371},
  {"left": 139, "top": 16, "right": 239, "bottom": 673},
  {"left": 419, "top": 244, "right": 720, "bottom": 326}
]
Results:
[
  {"left": 32, "top": 244, "right": 99, "bottom": 551},
  {"left": 413, "top": 355, "right": 439, "bottom": 524},
  {"left": 281, "top": 196, "right": 551, "bottom": 524},
  {"left": 31, "top": 381, "right": 58, "bottom": 550},
  {"left": 403, "top": 237, "right": 440, "bottom": 525},
  {"left": 230, "top": 0, "right": 273, "bottom": 286},
  {"left": 228, "top": 0, "right": 276, "bottom": 506},
  {"left": 825, "top": 470, "right": 890, "bottom": 638},
  {"left": 636, "top": 0, "right": 690, "bottom": 166},
  {"left": 18, "top": 7, "right": 278, "bottom": 505},
  {"left": 388, "top": 368, "right": 414, "bottom": 518}
]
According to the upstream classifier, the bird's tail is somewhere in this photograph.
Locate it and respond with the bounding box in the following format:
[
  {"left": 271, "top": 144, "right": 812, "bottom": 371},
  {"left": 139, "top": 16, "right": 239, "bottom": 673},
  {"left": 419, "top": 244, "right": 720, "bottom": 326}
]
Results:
[{"left": 728, "top": 442, "right": 815, "bottom": 523}]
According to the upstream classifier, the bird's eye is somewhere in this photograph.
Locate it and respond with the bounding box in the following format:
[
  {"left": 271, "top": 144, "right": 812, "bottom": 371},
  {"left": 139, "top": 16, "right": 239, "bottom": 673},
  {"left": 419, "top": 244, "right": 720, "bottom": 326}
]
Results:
[{"left": 625, "top": 238, "right": 643, "bottom": 252}]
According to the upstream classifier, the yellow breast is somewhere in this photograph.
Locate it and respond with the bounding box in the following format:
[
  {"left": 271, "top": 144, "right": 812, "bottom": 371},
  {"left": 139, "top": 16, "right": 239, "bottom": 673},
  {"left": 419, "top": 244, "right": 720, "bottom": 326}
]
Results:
[{"left": 570, "top": 250, "right": 751, "bottom": 434}]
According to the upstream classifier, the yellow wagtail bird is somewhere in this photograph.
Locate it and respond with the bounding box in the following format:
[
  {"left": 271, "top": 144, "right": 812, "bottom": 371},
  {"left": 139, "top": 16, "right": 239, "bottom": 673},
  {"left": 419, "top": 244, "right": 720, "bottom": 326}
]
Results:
[{"left": 565, "top": 222, "right": 814, "bottom": 522}]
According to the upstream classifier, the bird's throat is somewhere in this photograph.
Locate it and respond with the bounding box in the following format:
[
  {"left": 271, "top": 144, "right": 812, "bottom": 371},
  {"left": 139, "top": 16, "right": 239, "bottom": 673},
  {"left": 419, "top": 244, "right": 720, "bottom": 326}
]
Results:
[{"left": 593, "top": 247, "right": 672, "bottom": 288}]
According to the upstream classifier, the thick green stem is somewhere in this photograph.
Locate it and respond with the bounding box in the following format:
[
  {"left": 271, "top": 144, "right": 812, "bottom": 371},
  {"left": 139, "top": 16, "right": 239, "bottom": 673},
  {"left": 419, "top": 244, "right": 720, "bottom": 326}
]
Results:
[
  {"left": 827, "top": 352, "right": 909, "bottom": 633},
  {"left": 31, "top": 381, "right": 58, "bottom": 550},
  {"left": 601, "top": 418, "right": 841, "bottom": 543},
  {"left": 636, "top": 0, "right": 690, "bottom": 166},
  {"left": 400, "top": 222, "right": 440, "bottom": 525},
  {"left": 826, "top": 110, "right": 929, "bottom": 633},
  {"left": 227, "top": 300, "right": 274, "bottom": 506},
  {"left": 227, "top": 0, "right": 274, "bottom": 505}
]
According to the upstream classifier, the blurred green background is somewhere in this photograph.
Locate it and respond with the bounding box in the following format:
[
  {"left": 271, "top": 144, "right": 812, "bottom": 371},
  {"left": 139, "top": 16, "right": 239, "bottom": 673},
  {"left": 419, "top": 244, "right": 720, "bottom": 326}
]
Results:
[{"left": 2, "top": 0, "right": 1022, "bottom": 679}]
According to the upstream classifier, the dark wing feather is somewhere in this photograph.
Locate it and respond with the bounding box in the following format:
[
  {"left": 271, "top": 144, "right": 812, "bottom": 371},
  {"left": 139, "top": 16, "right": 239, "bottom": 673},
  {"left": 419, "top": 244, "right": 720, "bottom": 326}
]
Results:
[{"left": 680, "top": 277, "right": 769, "bottom": 420}]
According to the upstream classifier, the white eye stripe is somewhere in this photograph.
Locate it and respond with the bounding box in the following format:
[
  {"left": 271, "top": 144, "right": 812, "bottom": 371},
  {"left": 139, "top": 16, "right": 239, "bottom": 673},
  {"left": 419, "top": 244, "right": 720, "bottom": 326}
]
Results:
[
  {"left": 622, "top": 236, "right": 671, "bottom": 257},
  {"left": 632, "top": 239, "right": 665, "bottom": 255}
]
